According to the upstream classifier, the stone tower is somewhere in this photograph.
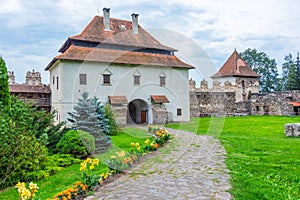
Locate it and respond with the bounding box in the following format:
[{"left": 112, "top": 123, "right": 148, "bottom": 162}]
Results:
[
  {"left": 25, "top": 69, "right": 42, "bottom": 85},
  {"left": 210, "top": 50, "right": 260, "bottom": 102},
  {"left": 8, "top": 71, "right": 16, "bottom": 84}
]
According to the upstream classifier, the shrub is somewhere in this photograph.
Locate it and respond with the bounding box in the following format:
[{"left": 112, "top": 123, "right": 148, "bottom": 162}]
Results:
[
  {"left": 78, "top": 130, "right": 95, "bottom": 155},
  {"left": 46, "top": 122, "right": 69, "bottom": 153},
  {"left": 104, "top": 104, "right": 119, "bottom": 135},
  {"left": 0, "top": 97, "right": 48, "bottom": 189},
  {"left": 56, "top": 130, "right": 95, "bottom": 159},
  {"left": 26, "top": 154, "right": 81, "bottom": 180}
]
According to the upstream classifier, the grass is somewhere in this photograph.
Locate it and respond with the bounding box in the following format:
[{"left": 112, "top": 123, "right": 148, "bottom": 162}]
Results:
[
  {"left": 166, "top": 116, "right": 300, "bottom": 200},
  {"left": 0, "top": 127, "right": 153, "bottom": 200}
]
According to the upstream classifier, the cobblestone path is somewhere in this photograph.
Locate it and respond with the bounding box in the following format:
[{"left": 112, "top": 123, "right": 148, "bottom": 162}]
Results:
[{"left": 86, "top": 129, "right": 232, "bottom": 200}]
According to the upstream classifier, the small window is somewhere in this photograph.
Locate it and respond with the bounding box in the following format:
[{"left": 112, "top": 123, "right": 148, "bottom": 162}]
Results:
[
  {"left": 103, "top": 74, "right": 111, "bottom": 84},
  {"left": 52, "top": 76, "right": 55, "bottom": 84},
  {"left": 160, "top": 76, "right": 165, "bottom": 86},
  {"left": 134, "top": 75, "right": 140, "bottom": 85},
  {"left": 177, "top": 108, "right": 182, "bottom": 116},
  {"left": 242, "top": 80, "right": 245, "bottom": 88},
  {"left": 56, "top": 76, "right": 59, "bottom": 90},
  {"left": 79, "top": 74, "right": 87, "bottom": 85}
]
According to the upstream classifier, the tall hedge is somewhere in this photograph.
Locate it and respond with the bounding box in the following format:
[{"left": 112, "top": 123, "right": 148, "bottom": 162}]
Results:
[{"left": 0, "top": 57, "right": 11, "bottom": 107}]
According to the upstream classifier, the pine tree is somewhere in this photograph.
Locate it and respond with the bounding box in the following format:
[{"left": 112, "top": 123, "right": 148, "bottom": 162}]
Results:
[
  {"left": 67, "top": 92, "right": 111, "bottom": 153},
  {"left": 0, "top": 57, "right": 11, "bottom": 107},
  {"left": 282, "top": 53, "right": 300, "bottom": 90}
]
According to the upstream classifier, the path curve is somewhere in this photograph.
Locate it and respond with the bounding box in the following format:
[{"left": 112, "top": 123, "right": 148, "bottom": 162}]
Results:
[{"left": 86, "top": 129, "right": 232, "bottom": 200}]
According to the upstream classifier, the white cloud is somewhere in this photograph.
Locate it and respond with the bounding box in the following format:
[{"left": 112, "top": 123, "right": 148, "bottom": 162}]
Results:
[
  {"left": 0, "top": 0, "right": 22, "bottom": 14},
  {"left": 1, "top": 0, "right": 300, "bottom": 84}
]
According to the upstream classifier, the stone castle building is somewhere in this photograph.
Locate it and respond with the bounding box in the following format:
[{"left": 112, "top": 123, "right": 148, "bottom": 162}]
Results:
[
  {"left": 190, "top": 50, "right": 300, "bottom": 116},
  {"left": 9, "top": 69, "right": 51, "bottom": 112}
]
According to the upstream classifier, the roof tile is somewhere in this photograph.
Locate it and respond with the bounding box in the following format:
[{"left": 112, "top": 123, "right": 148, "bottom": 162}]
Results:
[
  {"left": 53, "top": 45, "right": 194, "bottom": 69},
  {"left": 10, "top": 84, "right": 51, "bottom": 94},
  {"left": 211, "top": 50, "right": 260, "bottom": 78}
]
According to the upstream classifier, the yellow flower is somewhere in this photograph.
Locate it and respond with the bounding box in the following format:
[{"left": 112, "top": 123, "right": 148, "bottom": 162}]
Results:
[
  {"left": 103, "top": 172, "right": 109, "bottom": 179},
  {"left": 135, "top": 142, "right": 140, "bottom": 147},
  {"left": 90, "top": 165, "right": 95, "bottom": 170},
  {"left": 99, "top": 178, "right": 103, "bottom": 184},
  {"left": 118, "top": 151, "right": 125, "bottom": 158},
  {"left": 156, "top": 131, "right": 162, "bottom": 137},
  {"left": 144, "top": 139, "right": 150, "bottom": 145},
  {"left": 131, "top": 142, "right": 135, "bottom": 148},
  {"left": 29, "top": 182, "right": 39, "bottom": 191},
  {"left": 80, "top": 162, "right": 87, "bottom": 171},
  {"left": 111, "top": 155, "right": 116, "bottom": 159},
  {"left": 137, "top": 146, "right": 141, "bottom": 151},
  {"left": 85, "top": 158, "right": 92, "bottom": 164},
  {"left": 22, "top": 188, "right": 31, "bottom": 198},
  {"left": 93, "top": 158, "right": 99, "bottom": 165}
]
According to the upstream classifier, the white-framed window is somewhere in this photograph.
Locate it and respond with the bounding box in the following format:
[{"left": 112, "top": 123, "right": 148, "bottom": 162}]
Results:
[
  {"left": 133, "top": 70, "right": 141, "bottom": 85},
  {"left": 101, "top": 69, "right": 112, "bottom": 85},
  {"left": 177, "top": 108, "right": 182, "bottom": 116}
]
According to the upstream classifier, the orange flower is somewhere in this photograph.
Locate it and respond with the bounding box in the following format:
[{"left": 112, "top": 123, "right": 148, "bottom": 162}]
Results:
[{"left": 152, "top": 143, "right": 159, "bottom": 149}]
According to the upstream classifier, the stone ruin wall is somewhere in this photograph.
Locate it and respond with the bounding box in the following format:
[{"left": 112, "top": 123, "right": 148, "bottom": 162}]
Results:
[{"left": 190, "top": 79, "right": 300, "bottom": 117}]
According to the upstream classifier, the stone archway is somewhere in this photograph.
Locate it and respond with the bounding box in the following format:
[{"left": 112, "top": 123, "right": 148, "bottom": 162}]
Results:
[{"left": 127, "top": 99, "right": 149, "bottom": 124}]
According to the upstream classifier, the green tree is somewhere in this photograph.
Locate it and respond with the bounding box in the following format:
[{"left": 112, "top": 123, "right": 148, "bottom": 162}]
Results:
[
  {"left": 0, "top": 97, "right": 48, "bottom": 189},
  {"left": 240, "top": 48, "right": 281, "bottom": 92},
  {"left": 282, "top": 53, "right": 300, "bottom": 90},
  {"left": 67, "top": 92, "right": 111, "bottom": 153},
  {"left": 0, "top": 57, "right": 11, "bottom": 107}
]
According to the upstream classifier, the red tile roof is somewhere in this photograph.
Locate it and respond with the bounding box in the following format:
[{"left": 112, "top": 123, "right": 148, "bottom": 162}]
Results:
[
  {"left": 9, "top": 84, "right": 51, "bottom": 94},
  {"left": 46, "top": 15, "right": 195, "bottom": 70},
  {"left": 108, "top": 96, "right": 128, "bottom": 105},
  {"left": 65, "top": 16, "right": 176, "bottom": 52},
  {"left": 46, "top": 45, "right": 194, "bottom": 70},
  {"left": 151, "top": 95, "right": 169, "bottom": 103},
  {"left": 211, "top": 50, "right": 260, "bottom": 78},
  {"left": 288, "top": 102, "right": 300, "bottom": 107}
]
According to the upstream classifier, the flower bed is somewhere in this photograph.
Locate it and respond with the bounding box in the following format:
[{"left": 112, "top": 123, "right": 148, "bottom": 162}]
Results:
[{"left": 15, "top": 128, "right": 172, "bottom": 200}]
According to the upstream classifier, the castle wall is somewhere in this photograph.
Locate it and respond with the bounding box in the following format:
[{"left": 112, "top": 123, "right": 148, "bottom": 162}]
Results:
[{"left": 190, "top": 83, "right": 300, "bottom": 117}]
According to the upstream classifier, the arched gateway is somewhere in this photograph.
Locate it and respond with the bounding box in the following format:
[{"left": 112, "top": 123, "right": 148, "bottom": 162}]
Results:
[{"left": 127, "top": 99, "right": 150, "bottom": 124}]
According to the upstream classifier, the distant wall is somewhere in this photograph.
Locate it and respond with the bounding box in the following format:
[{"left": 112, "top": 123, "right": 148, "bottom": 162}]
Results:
[{"left": 190, "top": 90, "right": 300, "bottom": 117}]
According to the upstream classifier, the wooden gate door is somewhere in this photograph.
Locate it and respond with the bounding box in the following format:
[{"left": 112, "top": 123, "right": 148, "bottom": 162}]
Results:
[{"left": 141, "top": 110, "right": 147, "bottom": 123}]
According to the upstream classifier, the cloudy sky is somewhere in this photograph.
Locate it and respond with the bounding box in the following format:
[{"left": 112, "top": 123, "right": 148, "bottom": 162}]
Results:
[{"left": 1, "top": 0, "right": 299, "bottom": 84}]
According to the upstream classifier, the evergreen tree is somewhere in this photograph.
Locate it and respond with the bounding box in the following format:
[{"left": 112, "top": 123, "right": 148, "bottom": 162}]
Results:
[
  {"left": 0, "top": 57, "right": 11, "bottom": 107},
  {"left": 240, "top": 48, "right": 281, "bottom": 92},
  {"left": 67, "top": 92, "right": 111, "bottom": 153},
  {"left": 282, "top": 53, "right": 300, "bottom": 90}
]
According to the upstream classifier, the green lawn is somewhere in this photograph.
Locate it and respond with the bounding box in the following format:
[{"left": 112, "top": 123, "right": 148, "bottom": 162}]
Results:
[
  {"left": 0, "top": 127, "right": 153, "bottom": 200},
  {"left": 166, "top": 116, "right": 300, "bottom": 200}
]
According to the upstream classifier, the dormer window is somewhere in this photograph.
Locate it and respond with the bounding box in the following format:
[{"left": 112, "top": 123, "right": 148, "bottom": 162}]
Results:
[
  {"left": 102, "top": 69, "right": 112, "bottom": 85},
  {"left": 103, "top": 74, "right": 110, "bottom": 84},
  {"left": 133, "top": 70, "right": 141, "bottom": 85},
  {"left": 159, "top": 72, "right": 166, "bottom": 86}
]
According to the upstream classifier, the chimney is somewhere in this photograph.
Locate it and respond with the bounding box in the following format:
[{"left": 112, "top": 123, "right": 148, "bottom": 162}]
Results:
[
  {"left": 103, "top": 8, "right": 110, "bottom": 30},
  {"left": 131, "top": 13, "right": 139, "bottom": 34}
]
